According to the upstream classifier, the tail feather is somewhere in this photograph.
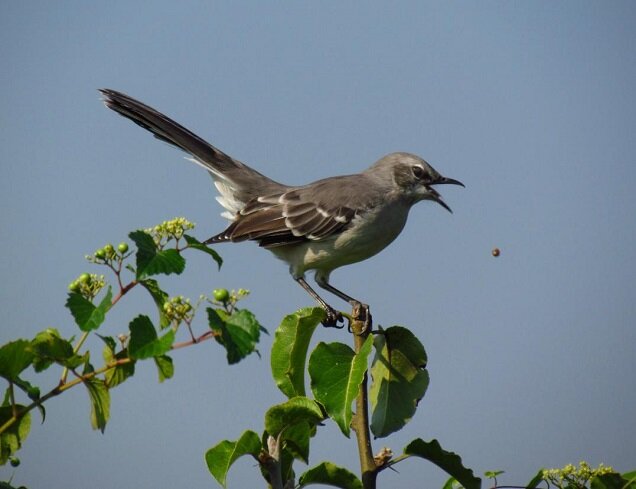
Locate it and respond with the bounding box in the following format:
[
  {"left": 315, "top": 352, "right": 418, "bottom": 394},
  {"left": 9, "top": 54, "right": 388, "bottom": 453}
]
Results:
[
  {"left": 100, "top": 89, "right": 234, "bottom": 171},
  {"left": 99, "top": 89, "right": 287, "bottom": 212}
]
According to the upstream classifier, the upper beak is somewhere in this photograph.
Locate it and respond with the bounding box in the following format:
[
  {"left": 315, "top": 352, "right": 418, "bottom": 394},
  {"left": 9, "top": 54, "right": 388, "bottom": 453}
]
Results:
[
  {"left": 429, "top": 176, "right": 464, "bottom": 213},
  {"left": 434, "top": 176, "right": 465, "bottom": 187}
]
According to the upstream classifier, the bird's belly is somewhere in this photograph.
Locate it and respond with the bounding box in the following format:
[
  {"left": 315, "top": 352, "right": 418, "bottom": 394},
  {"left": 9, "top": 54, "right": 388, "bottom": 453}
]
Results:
[{"left": 273, "top": 202, "right": 411, "bottom": 276}]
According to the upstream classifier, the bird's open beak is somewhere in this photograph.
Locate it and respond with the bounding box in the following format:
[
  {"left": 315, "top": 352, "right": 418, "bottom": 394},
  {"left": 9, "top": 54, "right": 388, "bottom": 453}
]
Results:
[{"left": 429, "top": 176, "right": 464, "bottom": 213}]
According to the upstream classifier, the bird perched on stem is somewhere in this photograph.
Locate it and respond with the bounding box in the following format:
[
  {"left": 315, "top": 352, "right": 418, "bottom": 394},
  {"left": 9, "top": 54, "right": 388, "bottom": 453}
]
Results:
[{"left": 100, "top": 89, "right": 464, "bottom": 328}]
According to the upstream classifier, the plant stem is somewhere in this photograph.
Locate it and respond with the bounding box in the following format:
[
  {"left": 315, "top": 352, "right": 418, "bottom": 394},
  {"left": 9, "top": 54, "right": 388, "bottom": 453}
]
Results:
[
  {"left": 59, "top": 280, "right": 137, "bottom": 385},
  {"left": 260, "top": 443, "right": 284, "bottom": 489},
  {"left": 0, "top": 329, "right": 217, "bottom": 436},
  {"left": 350, "top": 304, "right": 377, "bottom": 489},
  {"left": 8, "top": 382, "right": 16, "bottom": 417},
  {"left": 171, "top": 330, "right": 217, "bottom": 350},
  {"left": 262, "top": 459, "right": 283, "bottom": 489},
  {"left": 60, "top": 330, "right": 90, "bottom": 384},
  {"left": 112, "top": 280, "right": 138, "bottom": 306}
]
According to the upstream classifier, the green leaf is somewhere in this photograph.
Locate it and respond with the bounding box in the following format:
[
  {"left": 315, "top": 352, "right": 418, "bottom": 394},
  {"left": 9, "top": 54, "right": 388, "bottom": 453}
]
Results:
[
  {"left": 279, "top": 446, "right": 297, "bottom": 488},
  {"left": 271, "top": 307, "right": 324, "bottom": 398},
  {"left": 298, "top": 461, "right": 363, "bottom": 489},
  {"left": 441, "top": 477, "right": 460, "bottom": 489},
  {"left": 102, "top": 342, "right": 135, "bottom": 389},
  {"left": 12, "top": 377, "right": 41, "bottom": 406},
  {"left": 484, "top": 470, "right": 504, "bottom": 479},
  {"left": 154, "top": 354, "right": 174, "bottom": 383},
  {"left": 128, "top": 315, "right": 175, "bottom": 360},
  {"left": 139, "top": 279, "right": 170, "bottom": 329},
  {"left": 526, "top": 469, "right": 545, "bottom": 489},
  {"left": 97, "top": 334, "right": 117, "bottom": 353},
  {"left": 205, "top": 430, "right": 261, "bottom": 488},
  {"left": 104, "top": 357, "right": 135, "bottom": 388},
  {"left": 0, "top": 340, "right": 34, "bottom": 381},
  {"left": 621, "top": 471, "right": 636, "bottom": 489},
  {"left": 0, "top": 364, "right": 42, "bottom": 420},
  {"left": 65, "top": 286, "right": 112, "bottom": 332},
  {"left": 403, "top": 439, "right": 481, "bottom": 489},
  {"left": 281, "top": 421, "right": 314, "bottom": 464},
  {"left": 208, "top": 308, "right": 263, "bottom": 364},
  {"left": 129, "top": 230, "right": 186, "bottom": 279},
  {"left": 0, "top": 406, "right": 30, "bottom": 466},
  {"left": 309, "top": 336, "right": 373, "bottom": 436},
  {"left": 369, "top": 326, "right": 429, "bottom": 438},
  {"left": 265, "top": 396, "right": 324, "bottom": 437},
  {"left": 28, "top": 329, "right": 87, "bottom": 372},
  {"left": 83, "top": 378, "right": 110, "bottom": 433},
  {"left": 82, "top": 358, "right": 95, "bottom": 375},
  {"left": 592, "top": 473, "right": 636, "bottom": 489},
  {"left": 184, "top": 234, "right": 223, "bottom": 269}
]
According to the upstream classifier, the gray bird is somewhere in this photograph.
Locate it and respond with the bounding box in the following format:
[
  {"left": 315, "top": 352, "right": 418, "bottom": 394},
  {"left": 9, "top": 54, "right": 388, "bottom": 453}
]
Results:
[{"left": 99, "top": 89, "right": 464, "bottom": 327}]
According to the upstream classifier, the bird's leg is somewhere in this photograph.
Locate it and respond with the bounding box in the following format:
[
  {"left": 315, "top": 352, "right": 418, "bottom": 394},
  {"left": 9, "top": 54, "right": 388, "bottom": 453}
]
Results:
[
  {"left": 295, "top": 277, "right": 344, "bottom": 328},
  {"left": 314, "top": 276, "right": 372, "bottom": 333}
]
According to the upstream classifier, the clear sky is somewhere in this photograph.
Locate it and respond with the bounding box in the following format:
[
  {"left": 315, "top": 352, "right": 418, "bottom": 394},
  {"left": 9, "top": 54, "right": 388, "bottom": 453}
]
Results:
[{"left": 1, "top": 2, "right": 635, "bottom": 488}]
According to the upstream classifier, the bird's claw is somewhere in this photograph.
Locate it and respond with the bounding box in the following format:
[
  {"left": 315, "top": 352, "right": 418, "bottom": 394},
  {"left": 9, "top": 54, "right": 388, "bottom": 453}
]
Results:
[
  {"left": 322, "top": 307, "right": 345, "bottom": 329},
  {"left": 348, "top": 303, "right": 372, "bottom": 334},
  {"left": 320, "top": 304, "right": 371, "bottom": 332}
]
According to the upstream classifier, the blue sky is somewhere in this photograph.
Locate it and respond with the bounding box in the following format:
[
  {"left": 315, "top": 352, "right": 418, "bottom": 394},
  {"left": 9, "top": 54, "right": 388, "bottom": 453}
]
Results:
[{"left": 1, "top": 2, "right": 635, "bottom": 488}]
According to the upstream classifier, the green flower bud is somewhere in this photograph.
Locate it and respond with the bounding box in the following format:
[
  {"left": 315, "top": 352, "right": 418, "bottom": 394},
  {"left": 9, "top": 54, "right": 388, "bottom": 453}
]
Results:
[
  {"left": 117, "top": 242, "right": 129, "bottom": 253},
  {"left": 213, "top": 288, "right": 230, "bottom": 303}
]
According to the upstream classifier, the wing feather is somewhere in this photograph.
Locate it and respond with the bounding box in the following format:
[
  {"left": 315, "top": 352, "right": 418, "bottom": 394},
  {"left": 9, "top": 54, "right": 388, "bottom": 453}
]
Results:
[{"left": 207, "top": 174, "right": 383, "bottom": 247}]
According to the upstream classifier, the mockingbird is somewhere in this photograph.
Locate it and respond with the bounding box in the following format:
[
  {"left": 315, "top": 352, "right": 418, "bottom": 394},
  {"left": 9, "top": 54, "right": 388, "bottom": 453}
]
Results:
[{"left": 100, "top": 89, "right": 464, "bottom": 327}]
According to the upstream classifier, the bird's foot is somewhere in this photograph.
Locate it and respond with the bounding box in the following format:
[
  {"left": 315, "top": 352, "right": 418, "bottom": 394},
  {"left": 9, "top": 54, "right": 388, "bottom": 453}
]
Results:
[
  {"left": 321, "top": 306, "right": 345, "bottom": 329},
  {"left": 349, "top": 302, "right": 372, "bottom": 334}
]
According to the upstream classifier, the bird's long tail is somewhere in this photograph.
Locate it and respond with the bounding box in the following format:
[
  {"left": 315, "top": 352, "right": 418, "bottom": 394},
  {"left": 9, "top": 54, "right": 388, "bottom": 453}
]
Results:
[{"left": 99, "top": 89, "right": 286, "bottom": 213}]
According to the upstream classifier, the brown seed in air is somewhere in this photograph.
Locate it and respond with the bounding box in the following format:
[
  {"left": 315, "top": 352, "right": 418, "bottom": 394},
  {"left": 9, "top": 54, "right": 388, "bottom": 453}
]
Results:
[{"left": 492, "top": 248, "right": 500, "bottom": 257}]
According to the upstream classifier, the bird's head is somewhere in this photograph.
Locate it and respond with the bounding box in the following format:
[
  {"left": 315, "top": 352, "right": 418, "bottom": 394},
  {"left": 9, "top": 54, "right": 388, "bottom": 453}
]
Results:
[{"left": 370, "top": 152, "right": 464, "bottom": 212}]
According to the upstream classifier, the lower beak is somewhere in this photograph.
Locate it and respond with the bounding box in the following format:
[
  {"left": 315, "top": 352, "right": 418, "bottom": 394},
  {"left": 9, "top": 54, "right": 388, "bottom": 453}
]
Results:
[
  {"left": 429, "top": 176, "right": 464, "bottom": 213},
  {"left": 428, "top": 187, "right": 453, "bottom": 213}
]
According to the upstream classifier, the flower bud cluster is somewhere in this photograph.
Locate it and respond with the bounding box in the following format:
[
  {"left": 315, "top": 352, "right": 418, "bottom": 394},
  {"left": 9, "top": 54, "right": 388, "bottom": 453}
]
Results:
[
  {"left": 542, "top": 461, "right": 615, "bottom": 489},
  {"left": 163, "top": 295, "right": 194, "bottom": 325},
  {"left": 87, "top": 242, "right": 130, "bottom": 264},
  {"left": 68, "top": 273, "right": 106, "bottom": 300},
  {"left": 207, "top": 288, "right": 250, "bottom": 311},
  {"left": 145, "top": 217, "right": 195, "bottom": 247},
  {"left": 235, "top": 288, "right": 250, "bottom": 299}
]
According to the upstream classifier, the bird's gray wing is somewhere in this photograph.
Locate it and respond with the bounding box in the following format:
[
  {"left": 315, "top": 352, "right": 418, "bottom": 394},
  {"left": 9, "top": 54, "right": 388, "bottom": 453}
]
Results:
[{"left": 208, "top": 175, "right": 381, "bottom": 248}]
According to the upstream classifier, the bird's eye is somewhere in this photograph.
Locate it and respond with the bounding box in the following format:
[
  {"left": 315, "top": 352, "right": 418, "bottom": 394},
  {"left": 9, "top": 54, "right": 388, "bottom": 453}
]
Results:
[{"left": 412, "top": 166, "right": 429, "bottom": 181}]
